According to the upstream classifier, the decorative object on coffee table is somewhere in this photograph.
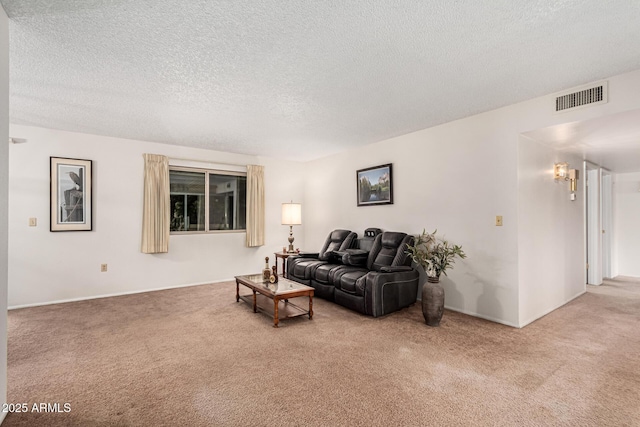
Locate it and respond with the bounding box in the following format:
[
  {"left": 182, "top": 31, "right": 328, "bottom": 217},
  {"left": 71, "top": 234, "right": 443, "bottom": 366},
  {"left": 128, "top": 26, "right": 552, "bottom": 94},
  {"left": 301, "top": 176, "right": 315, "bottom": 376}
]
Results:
[
  {"left": 262, "top": 257, "right": 271, "bottom": 281},
  {"left": 406, "top": 229, "right": 466, "bottom": 326}
]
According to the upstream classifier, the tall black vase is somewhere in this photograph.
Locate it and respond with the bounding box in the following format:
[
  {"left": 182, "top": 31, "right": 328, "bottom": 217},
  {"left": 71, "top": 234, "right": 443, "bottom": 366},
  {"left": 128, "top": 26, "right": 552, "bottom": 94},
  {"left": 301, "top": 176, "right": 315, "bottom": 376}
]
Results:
[{"left": 422, "top": 279, "right": 444, "bottom": 327}]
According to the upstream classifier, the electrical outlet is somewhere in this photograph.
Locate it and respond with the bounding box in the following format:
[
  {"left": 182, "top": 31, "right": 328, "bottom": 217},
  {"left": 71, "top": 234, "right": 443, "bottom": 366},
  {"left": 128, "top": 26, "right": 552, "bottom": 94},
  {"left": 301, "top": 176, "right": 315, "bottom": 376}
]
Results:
[
  {"left": 495, "top": 216, "right": 503, "bottom": 226},
  {"left": 28, "top": 218, "right": 37, "bottom": 227},
  {"left": 100, "top": 264, "right": 108, "bottom": 272}
]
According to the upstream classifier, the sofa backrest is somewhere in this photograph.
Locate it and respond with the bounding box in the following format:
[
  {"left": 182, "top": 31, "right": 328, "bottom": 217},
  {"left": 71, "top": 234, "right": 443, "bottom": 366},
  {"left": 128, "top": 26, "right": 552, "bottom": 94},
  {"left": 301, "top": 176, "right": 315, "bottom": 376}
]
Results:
[
  {"left": 367, "top": 232, "right": 414, "bottom": 271},
  {"left": 354, "top": 227, "right": 382, "bottom": 252},
  {"left": 318, "top": 230, "right": 357, "bottom": 260}
]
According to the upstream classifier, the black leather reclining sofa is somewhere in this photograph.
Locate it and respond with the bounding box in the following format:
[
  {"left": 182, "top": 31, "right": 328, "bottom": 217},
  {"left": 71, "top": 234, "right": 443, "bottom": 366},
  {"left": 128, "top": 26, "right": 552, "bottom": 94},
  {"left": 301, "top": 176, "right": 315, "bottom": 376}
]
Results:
[{"left": 287, "top": 228, "right": 419, "bottom": 317}]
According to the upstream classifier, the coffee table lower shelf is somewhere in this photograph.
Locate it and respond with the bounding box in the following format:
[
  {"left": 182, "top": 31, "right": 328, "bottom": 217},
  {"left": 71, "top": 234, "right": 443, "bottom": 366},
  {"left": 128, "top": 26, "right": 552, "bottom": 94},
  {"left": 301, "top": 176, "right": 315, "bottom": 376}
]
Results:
[{"left": 239, "top": 293, "right": 311, "bottom": 321}]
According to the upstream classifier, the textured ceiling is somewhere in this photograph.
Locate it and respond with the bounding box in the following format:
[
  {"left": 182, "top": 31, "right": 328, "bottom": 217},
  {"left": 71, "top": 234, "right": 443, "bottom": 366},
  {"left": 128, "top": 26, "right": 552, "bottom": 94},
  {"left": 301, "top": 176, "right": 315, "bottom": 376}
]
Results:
[{"left": 3, "top": 0, "right": 640, "bottom": 161}]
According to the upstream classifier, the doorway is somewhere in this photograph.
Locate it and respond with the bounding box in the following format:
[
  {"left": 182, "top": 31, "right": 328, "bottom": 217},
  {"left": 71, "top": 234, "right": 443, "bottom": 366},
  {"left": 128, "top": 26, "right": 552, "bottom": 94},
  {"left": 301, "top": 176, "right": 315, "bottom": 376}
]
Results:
[{"left": 585, "top": 161, "right": 613, "bottom": 285}]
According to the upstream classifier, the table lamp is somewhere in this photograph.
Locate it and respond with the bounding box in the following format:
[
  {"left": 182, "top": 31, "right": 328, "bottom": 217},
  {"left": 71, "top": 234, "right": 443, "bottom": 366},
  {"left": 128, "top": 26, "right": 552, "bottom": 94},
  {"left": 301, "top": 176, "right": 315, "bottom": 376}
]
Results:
[{"left": 281, "top": 202, "right": 301, "bottom": 253}]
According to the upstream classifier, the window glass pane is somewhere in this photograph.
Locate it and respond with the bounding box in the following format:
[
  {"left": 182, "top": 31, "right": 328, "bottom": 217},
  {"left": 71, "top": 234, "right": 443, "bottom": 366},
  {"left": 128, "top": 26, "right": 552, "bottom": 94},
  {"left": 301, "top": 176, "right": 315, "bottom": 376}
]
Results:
[
  {"left": 209, "top": 174, "right": 247, "bottom": 230},
  {"left": 170, "top": 170, "right": 205, "bottom": 231}
]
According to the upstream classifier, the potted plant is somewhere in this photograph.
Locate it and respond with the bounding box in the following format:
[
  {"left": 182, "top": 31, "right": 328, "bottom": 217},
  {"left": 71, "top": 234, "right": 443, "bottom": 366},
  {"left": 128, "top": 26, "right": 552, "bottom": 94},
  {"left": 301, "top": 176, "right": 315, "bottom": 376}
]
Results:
[
  {"left": 406, "top": 229, "right": 466, "bottom": 282},
  {"left": 406, "top": 229, "right": 466, "bottom": 326}
]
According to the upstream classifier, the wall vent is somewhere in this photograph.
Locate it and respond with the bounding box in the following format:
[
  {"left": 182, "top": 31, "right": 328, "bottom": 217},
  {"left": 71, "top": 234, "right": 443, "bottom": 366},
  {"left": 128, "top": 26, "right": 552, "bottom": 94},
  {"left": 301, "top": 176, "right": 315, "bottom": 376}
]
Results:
[{"left": 554, "top": 81, "right": 608, "bottom": 113}]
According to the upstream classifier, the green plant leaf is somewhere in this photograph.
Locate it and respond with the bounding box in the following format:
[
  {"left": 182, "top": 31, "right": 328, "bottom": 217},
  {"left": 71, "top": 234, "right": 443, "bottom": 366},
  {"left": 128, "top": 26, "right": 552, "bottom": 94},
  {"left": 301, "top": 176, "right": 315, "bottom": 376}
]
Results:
[{"left": 405, "top": 229, "right": 466, "bottom": 277}]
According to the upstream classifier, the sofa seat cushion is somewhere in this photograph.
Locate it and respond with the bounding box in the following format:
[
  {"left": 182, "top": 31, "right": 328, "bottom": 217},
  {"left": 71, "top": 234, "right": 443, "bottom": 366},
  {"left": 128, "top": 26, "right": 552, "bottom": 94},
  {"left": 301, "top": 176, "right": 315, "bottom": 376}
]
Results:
[
  {"left": 292, "top": 260, "right": 326, "bottom": 280},
  {"left": 337, "top": 269, "right": 368, "bottom": 296},
  {"left": 314, "top": 263, "right": 342, "bottom": 284}
]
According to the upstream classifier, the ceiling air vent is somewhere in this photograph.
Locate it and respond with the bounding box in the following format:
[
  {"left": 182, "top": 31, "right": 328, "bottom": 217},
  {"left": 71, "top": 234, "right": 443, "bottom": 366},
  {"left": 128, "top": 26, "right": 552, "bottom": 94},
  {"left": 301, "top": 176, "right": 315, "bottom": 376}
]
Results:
[{"left": 554, "top": 81, "right": 608, "bottom": 113}]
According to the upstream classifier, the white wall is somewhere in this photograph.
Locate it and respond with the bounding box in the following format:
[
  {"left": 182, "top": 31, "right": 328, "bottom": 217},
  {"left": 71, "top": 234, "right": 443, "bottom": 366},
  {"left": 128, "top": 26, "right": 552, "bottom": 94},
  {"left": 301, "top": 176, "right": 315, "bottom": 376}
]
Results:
[
  {"left": 517, "top": 137, "right": 585, "bottom": 326},
  {"left": 304, "top": 112, "right": 522, "bottom": 326},
  {"left": 614, "top": 172, "right": 640, "bottom": 277},
  {"left": 303, "top": 68, "right": 640, "bottom": 327},
  {"left": 8, "top": 125, "right": 305, "bottom": 307},
  {"left": 0, "top": 4, "right": 9, "bottom": 422}
]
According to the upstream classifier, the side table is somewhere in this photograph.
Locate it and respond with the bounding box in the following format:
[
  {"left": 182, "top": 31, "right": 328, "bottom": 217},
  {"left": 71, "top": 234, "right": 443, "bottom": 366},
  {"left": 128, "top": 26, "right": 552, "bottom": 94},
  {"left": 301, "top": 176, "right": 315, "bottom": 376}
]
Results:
[{"left": 274, "top": 251, "right": 296, "bottom": 278}]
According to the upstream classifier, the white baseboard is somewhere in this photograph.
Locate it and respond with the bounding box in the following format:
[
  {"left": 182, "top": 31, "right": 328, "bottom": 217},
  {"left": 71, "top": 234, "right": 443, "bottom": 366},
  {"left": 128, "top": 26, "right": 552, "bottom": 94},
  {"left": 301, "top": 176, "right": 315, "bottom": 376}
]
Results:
[
  {"left": 418, "top": 293, "right": 520, "bottom": 327},
  {"left": 518, "top": 289, "right": 586, "bottom": 328},
  {"left": 442, "top": 305, "right": 521, "bottom": 328},
  {"left": 8, "top": 278, "right": 234, "bottom": 310},
  {"left": 418, "top": 288, "right": 587, "bottom": 329}
]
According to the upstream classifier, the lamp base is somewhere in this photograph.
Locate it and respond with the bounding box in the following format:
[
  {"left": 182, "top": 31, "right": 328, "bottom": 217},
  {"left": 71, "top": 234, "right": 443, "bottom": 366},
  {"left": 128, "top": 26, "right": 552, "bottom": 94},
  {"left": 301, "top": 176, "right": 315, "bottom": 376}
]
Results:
[{"left": 286, "top": 226, "right": 296, "bottom": 253}]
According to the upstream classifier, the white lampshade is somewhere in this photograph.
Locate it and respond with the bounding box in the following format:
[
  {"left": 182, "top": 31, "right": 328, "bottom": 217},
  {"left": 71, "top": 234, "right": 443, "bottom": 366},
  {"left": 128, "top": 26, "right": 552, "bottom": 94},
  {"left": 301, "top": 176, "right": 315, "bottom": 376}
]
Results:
[{"left": 281, "top": 203, "right": 302, "bottom": 225}]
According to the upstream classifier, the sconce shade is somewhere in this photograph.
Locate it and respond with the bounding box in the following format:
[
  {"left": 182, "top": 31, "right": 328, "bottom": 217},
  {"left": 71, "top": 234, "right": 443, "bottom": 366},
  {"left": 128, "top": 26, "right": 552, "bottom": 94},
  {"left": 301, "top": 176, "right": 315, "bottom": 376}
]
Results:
[
  {"left": 554, "top": 162, "right": 569, "bottom": 180},
  {"left": 281, "top": 203, "right": 302, "bottom": 225}
]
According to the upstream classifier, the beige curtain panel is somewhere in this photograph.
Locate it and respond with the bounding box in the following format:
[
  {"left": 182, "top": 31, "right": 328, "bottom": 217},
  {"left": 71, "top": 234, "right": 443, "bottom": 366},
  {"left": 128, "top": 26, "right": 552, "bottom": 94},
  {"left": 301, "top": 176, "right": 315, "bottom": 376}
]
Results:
[
  {"left": 141, "top": 154, "right": 170, "bottom": 254},
  {"left": 246, "top": 164, "right": 265, "bottom": 247}
]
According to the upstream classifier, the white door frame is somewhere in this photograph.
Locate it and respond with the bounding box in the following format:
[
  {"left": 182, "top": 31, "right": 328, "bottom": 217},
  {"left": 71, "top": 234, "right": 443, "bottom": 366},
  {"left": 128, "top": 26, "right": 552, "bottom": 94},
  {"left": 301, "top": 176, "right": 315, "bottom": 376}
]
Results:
[
  {"left": 585, "top": 161, "right": 602, "bottom": 285},
  {"left": 601, "top": 169, "right": 613, "bottom": 279}
]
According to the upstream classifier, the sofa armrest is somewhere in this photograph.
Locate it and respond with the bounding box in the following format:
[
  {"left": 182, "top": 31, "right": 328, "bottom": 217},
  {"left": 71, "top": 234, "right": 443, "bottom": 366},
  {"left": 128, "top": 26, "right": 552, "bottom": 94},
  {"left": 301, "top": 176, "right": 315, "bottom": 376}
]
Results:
[
  {"left": 362, "top": 269, "right": 419, "bottom": 317},
  {"left": 334, "top": 249, "right": 368, "bottom": 267},
  {"left": 379, "top": 266, "right": 413, "bottom": 273},
  {"left": 325, "top": 250, "right": 345, "bottom": 264}
]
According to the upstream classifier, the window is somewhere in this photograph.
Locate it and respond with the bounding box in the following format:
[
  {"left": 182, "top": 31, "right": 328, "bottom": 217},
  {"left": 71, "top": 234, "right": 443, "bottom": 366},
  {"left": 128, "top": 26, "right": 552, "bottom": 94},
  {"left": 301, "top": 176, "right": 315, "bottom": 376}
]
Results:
[
  {"left": 169, "top": 168, "right": 247, "bottom": 233},
  {"left": 208, "top": 173, "right": 247, "bottom": 231}
]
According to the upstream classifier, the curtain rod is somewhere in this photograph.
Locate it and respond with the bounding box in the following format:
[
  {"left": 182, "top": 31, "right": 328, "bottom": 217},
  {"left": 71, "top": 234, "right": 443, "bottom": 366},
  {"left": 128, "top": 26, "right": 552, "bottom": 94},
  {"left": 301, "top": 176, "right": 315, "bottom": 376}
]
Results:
[{"left": 168, "top": 156, "right": 249, "bottom": 168}]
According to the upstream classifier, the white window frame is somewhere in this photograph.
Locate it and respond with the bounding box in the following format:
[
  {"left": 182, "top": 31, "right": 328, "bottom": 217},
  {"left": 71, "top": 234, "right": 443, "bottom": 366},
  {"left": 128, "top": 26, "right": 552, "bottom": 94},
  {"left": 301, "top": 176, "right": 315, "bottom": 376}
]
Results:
[{"left": 169, "top": 166, "right": 247, "bottom": 235}]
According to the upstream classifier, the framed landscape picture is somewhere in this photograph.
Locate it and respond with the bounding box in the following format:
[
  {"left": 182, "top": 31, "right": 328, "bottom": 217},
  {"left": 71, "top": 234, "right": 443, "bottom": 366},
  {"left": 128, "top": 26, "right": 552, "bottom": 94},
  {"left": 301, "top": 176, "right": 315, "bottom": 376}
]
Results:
[
  {"left": 50, "top": 157, "right": 93, "bottom": 231},
  {"left": 357, "top": 163, "right": 393, "bottom": 206}
]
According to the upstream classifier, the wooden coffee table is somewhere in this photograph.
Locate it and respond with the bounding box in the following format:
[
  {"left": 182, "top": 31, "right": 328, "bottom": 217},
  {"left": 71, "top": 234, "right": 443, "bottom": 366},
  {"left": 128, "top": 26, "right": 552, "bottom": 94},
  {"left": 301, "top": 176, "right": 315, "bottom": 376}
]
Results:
[{"left": 235, "top": 274, "right": 314, "bottom": 328}]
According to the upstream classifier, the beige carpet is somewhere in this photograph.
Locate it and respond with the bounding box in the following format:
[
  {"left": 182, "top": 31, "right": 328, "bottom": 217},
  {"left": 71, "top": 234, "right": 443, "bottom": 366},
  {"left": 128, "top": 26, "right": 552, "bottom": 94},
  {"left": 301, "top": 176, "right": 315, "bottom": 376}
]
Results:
[{"left": 4, "top": 276, "right": 640, "bottom": 426}]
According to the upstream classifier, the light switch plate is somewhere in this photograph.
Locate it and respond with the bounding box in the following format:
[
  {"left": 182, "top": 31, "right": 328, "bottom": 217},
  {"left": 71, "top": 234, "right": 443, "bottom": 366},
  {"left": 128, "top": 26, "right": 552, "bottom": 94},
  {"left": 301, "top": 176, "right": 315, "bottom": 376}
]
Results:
[
  {"left": 28, "top": 218, "right": 37, "bottom": 227},
  {"left": 495, "top": 216, "right": 503, "bottom": 226}
]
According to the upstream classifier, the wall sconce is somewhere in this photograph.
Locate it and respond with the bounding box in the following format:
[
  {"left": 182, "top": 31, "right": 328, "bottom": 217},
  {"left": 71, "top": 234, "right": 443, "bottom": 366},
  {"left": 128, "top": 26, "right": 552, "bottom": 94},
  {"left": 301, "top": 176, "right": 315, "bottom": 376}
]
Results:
[
  {"left": 554, "top": 162, "right": 569, "bottom": 181},
  {"left": 281, "top": 201, "right": 302, "bottom": 253},
  {"left": 554, "top": 162, "right": 579, "bottom": 201}
]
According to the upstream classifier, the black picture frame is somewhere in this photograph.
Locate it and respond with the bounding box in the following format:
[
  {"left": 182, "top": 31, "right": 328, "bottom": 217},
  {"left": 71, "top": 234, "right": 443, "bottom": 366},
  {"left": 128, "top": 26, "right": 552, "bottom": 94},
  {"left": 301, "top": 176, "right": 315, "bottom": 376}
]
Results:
[
  {"left": 356, "top": 163, "right": 393, "bottom": 206},
  {"left": 50, "top": 157, "right": 93, "bottom": 231}
]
